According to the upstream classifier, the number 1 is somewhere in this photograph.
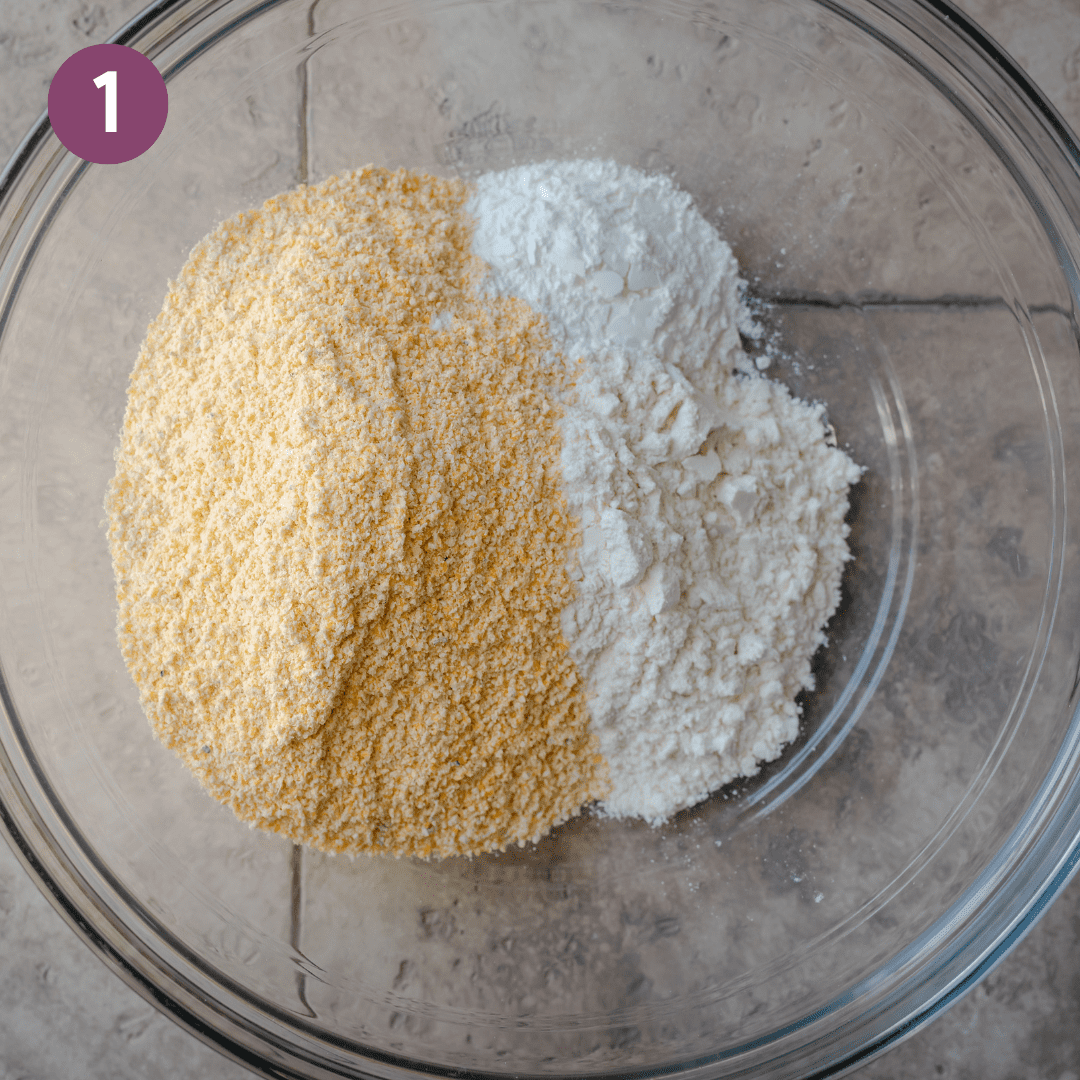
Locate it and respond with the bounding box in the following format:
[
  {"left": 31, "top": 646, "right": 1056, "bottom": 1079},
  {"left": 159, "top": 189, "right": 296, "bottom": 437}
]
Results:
[{"left": 94, "top": 70, "right": 117, "bottom": 133}]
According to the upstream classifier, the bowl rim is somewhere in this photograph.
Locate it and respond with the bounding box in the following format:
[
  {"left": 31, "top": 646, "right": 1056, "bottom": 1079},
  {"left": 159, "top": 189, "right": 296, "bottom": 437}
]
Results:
[{"left": 3, "top": 0, "right": 1080, "bottom": 1077}]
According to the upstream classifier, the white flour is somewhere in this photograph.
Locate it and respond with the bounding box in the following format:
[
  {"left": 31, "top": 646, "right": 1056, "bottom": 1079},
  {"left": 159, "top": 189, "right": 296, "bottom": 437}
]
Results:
[{"left": 469, "top": 160, "right": 862, "bottom": 823}]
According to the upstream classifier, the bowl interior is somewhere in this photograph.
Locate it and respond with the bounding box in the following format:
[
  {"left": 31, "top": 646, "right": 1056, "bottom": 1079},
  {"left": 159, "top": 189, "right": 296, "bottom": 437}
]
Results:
[{"left": 2, "top": 0, "right": 1080, "bottom": 1075}]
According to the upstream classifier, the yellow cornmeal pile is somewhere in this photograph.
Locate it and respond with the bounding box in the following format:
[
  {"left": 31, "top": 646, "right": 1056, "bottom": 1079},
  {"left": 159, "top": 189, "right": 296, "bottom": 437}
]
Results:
[{"left": 106, "top": 167, "right": 607, "bottom": 859}]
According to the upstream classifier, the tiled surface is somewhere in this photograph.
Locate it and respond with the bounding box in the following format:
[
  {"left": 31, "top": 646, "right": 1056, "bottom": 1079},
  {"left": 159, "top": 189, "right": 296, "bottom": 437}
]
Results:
[{"left": 2, "top": 1, "right": 1080, "bottom": 1078}]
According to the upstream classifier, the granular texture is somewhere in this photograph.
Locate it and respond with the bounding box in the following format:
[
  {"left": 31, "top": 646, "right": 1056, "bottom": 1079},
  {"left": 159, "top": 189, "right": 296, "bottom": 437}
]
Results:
[
  {"left": 470, "top": 161, "right": 862, "bottom": 821},
  {"left": 106, "top": 167, "right": 606, "bottom": 858}
]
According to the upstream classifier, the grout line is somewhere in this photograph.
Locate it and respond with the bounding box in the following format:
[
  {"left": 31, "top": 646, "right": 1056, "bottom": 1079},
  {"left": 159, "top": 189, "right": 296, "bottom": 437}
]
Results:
[
  {"left": 763, "top": 294, "right": 1080, "bottom": 336},
  {"left": 760, "top": 290, "right": 1012, "bottom": 311},
  {"left": 297, "top": 64, "right": 309, "bottom": 186},
  {"left": 1029, "top": 301, "right": 1080, "bottom": 320},
  {"left": 1034, "top": 302, "right": 1080, "bottom": 355},
  {"left": 290, "top": 844, "right": 314, "bottom": 1017},
  {"left": 297, "top": 1, "right": 320, "bottom": 186}
]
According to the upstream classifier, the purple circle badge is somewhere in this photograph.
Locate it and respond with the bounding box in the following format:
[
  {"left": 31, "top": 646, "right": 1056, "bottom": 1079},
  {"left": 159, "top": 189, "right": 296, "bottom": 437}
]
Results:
[{"left": 48, "top": 44, "right": 168, "bottom": 165}]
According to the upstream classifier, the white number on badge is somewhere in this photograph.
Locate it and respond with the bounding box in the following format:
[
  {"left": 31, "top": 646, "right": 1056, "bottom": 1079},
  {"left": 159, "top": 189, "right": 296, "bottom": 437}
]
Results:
[{"left": 93, "top": 70, "right": 117, "bottom": 133}]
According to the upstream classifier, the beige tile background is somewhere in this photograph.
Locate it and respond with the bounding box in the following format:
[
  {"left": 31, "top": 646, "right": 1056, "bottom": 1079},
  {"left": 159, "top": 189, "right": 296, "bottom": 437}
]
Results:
[{"left": 1, "top": 0, "right": 1079, "bottom": 1077}]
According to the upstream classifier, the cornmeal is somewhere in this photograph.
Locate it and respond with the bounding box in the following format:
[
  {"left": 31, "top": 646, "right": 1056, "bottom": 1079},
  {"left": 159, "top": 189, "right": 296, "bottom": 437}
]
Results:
[{"left": 107, "top": 167, "right": 607, "bottom": 858}]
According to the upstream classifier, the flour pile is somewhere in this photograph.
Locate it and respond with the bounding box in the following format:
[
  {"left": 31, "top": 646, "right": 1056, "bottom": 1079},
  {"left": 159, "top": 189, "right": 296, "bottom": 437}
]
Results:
[
  {"left": 108, "top": 159, "right": 861, "bottom": 858},
  {"left": 470, "top": 160, "right": 862, "bottom": 823}
]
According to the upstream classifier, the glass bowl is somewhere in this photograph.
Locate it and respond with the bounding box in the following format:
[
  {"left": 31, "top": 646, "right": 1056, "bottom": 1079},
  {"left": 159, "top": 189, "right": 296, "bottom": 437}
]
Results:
[{"left": 3, "top": 0, "right": 1080, "bottom": 1075}]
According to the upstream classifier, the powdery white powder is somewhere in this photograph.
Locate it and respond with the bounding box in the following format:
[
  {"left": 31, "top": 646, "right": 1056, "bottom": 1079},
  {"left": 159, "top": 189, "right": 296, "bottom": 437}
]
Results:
[{"left": 468, "top": 160, "right": 862, "bottom": 824}]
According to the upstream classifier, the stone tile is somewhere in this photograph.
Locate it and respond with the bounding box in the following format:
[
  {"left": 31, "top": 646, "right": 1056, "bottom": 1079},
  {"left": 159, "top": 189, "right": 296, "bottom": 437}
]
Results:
[
  {"left": 307, "top": 0, "right": 1070, "bottom": 306},
  {"left": 291, "top": 248, "right": 1080, "bottom": 1077},
  {"left": 0, "top": 0, "right": 314, "bottom": 998},
  {"left": 953, "top": 0, "right": 1080, "bottom": 140},
  {"left": 1, "top": 2, "right": 306, "bottom": 1076},
  {"left": 857, "top": 872, "right": 1080, "bottom": 1080},
  {"left": 0, "top": 838, "right": 251, "bottom": 1079},
  {"left": 0, "top": 0, "right": 148, "bottom": 159},
  {"left": 3, "top": 1, "right": 1080, "bottom": 1079}
]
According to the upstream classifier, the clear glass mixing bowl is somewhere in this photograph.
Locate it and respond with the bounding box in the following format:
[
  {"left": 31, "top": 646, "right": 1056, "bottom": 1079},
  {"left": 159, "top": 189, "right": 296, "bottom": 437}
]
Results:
[{"left": 3, "top": 0, "right": 1080, "bottom": 1075}]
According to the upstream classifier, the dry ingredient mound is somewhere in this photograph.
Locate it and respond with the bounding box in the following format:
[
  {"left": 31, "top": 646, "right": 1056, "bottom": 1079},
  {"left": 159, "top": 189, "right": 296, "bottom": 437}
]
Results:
[
  {"left": 106, "top": 167, "right": 606, "bottom": 859},
  {"left": 470, "top": 160, "right": 863, "bottom": 823},
  {"left": 109, "top": 159, "right": 862, "bottom": 857}
]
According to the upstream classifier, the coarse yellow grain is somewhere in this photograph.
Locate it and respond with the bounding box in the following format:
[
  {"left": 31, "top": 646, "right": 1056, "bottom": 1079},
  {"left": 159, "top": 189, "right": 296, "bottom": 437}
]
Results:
[{"left": 106, "top": 166, "right": 607, "bottom": 858}]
